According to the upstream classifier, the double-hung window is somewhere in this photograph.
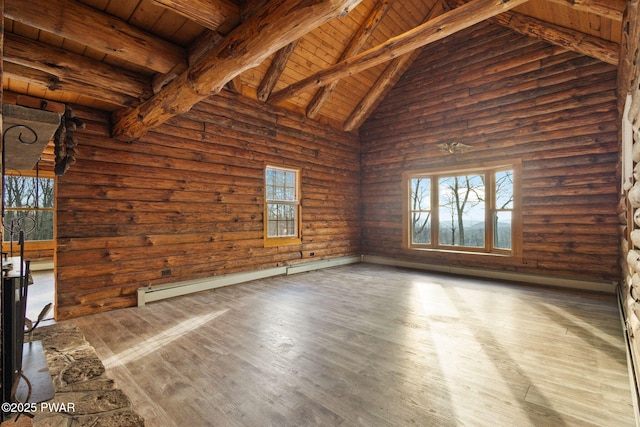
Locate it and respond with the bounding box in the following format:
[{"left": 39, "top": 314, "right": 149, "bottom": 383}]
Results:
[
  {"left": 264, "top": 165, "right": 301, "bottom": 246},
  {"left": 404, "top": 161, "right": 520, "bottom": 255}
]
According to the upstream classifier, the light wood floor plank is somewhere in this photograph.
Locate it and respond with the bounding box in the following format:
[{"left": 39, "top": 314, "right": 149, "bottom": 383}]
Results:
[{"left": 72, "top": 264, "right": 635, "bottom": 426}]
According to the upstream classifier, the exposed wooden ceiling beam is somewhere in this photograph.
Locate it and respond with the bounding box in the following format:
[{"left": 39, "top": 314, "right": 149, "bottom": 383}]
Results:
[
  {"left": 111, "top": 0, "right": 364, "bottom": 142},
  {"left": 343, "top": 0, "right": 449, "bottom": 132},
  {"left": 241, "top": 0, "right": 328, "bottom": 102},
  {"left": 188, "top": 31, "right": 227, "bottom": 66},
  {"left": 241, "top": 0, "right": 272, "bottom": 22},
  {"left": 269, "top": 0, "right": 531, "bottom": 105},
  {"left": 343, "top": 54, "right": 417, "bottom": 132},
  {"left": 151, "top": 0, "right": 240, "bottom": 32},
  {"left": 546, "top": 0, "right": 625, "bottom": 21},
  {"left": 152, "top": 30, "right": 227, "bottom": 94},
  {"left": 306, "top": 0, "right": 394, "bottom": 119},
  {"left": 490, "top": 11, "right": 619, "bottom": 65},
  {"left": 3, "top": 63, "right": 137, "bottom": 108},
  {"left": 4, "top": 33, "right": 153, "bottom": 104},
  {"left": 5, "top": 0, "right": 186, "bottom": 75},
  {"left": 257, "top": 41, "right": 300, "bottom": 102}
]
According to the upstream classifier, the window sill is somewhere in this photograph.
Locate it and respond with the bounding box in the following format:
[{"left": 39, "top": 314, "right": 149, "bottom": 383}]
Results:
[
  {"left": 406, "top": 247, "right": 515, "bottom": 258},
  {"left": 264, "top": 237, "right": 302, "bottom": 248}
]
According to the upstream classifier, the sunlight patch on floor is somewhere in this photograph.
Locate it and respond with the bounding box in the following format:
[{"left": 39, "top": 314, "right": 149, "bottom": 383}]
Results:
[
  {"left": 539, "top": 302, "right": 624, "bottom": 351},
  {"left": 103, "top": 309, "right": 228, "bottom": 368}
]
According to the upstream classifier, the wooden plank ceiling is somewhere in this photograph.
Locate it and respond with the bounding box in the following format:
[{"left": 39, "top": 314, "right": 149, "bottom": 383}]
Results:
[{"left": 2, "top": 0, "right": 626, "bottom": 138}]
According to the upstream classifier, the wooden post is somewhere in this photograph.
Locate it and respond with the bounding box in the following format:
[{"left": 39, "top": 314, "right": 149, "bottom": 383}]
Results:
[{"left": 618, "top": 0, "right": 640, "bottom": 114}]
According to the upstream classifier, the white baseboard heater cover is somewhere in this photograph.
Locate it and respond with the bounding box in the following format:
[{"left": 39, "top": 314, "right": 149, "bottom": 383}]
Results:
[{"left": 137, "top": 256, "right": 361, "bottom": 306}]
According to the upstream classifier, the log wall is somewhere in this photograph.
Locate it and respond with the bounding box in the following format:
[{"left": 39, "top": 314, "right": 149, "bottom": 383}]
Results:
[
  {"left": 2, "top": 242, "right": 53, "bottom": 263},
  {"left": 617, "top": 0, "right": 640, "bottom": 412},
  {"left": 55, "top": 90, "right": 360, "bottom": 319},
  {"left": 359, "top": 22, "right": 620, "bottom": 284}
]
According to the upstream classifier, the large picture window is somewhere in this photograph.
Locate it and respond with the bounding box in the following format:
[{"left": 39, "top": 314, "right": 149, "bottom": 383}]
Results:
[
  {"left": 404, "top": 162, "right": 520, "bottom": 255},
  {"left": 264, "top": 165, "right": 301, "bottom": 246}
]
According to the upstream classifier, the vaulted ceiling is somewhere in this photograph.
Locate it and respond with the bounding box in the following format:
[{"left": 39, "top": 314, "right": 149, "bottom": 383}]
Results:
[{"left": 2, "top": 0, "right": 630, "bottom": 140}]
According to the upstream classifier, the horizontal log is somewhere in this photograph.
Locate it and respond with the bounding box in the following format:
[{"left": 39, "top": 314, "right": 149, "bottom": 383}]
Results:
[
  {"left": 523, "top": 214, "right": 619, "bottom": 225},
  {"left": 3, "top": 63, "right": 137, "bottom": 108},
  {"left": 490, "top": 10, "right": 619, "bottom": 65},
  {"left": 56, "top": 294, "right": 138, "bottom": 320},
  {"left": 56, "top": 249, "right": 284, "bottom": 281},
  {"left": 57, "top": 218, "right": 261, "bottom": 241},
  {"left": 60, "top": 184, "right": 262, "bottom": 205},
  {"left": 6, "top": 0, "right": 186, "bottom": 74},
  {"left": 57, "top": 231, "right": 261, "bottom": 252},
  {"left": 524, "top": 153, "right": 618, "bottom": 173},
  {"left": 4, "top": 33, "right": 152, "bottom": 102},
  {"left": 524, "top": 232, "right": 619, "bottom": 245},
  {"left": 57, "top": 237, "right": 268, "bottom": 267},
  {"left": 522, "top": 184, "right": 616, "bottom": 197},
  {"left": 527, "top": 224, "right": 619, "bottom": 235},
  {"left": 57, "top": 200, "right": 262, "bottom": 218},
  {"left": 546, "top": 0, "right": 625, "bottom": 21},
  {"left": 60, "top": 172, "right": 258, "bottom": 195},
  {"left": 151, "top": 0, "right": 240, "bottom": 32}
]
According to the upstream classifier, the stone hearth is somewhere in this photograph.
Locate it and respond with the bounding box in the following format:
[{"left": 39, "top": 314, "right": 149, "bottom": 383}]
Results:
[{"left": 20, "top": 322, "right": 144, "bottom": 426}]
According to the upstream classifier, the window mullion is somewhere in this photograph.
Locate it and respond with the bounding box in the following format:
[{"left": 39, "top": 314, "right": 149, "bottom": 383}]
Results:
[
  {"left": 486, "top": 170, "right": 494, "bottom": 252},
  {"left": 431, "top": 176, "right": 438, "bottom": 247}
]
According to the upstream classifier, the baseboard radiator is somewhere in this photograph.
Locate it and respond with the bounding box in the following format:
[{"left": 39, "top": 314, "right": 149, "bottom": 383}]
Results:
[{"left": 137, "top": 255, "right": 361, "bottom": 306}]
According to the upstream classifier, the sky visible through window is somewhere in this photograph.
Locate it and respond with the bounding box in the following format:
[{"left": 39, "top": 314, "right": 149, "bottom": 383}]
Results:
[{"left": 410, "top": 169, "right": 513, "bottom": 250}]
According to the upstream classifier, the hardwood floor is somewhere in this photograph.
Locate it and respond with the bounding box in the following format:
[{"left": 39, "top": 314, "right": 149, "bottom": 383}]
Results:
[{"left": 72, "top": 264, "right": 635, "bottom": 426}]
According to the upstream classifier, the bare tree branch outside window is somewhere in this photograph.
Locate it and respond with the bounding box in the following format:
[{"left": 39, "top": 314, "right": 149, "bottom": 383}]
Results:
[
  {"left": 3, "top": 175, "right": 54, "bottom": 241},
  {"left": 410, "top": 178, "right": 431, "bottom": 244},
  {"left": 438, "top": 175, "right": 484, "bottom": 247},
  {"left": 494, "top": 170, "right": 514, "bottom": 250}
]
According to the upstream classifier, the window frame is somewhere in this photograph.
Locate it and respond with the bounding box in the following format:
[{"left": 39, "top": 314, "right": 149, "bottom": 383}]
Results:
[
  {"left": 264, "top": 164, "right": 302, "bottom": 247},
  {"left": 402, "top": 160, "right": 521, "bottom": 257},
  {"left": 2, "top": 170, "right": 56, "bottom": 252}
]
